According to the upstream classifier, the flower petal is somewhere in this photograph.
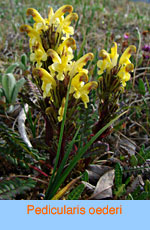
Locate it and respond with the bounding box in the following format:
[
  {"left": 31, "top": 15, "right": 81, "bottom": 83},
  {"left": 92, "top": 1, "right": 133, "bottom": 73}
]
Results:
[{"left": 47, "top": 49, "right": 61, "bottom": 63}]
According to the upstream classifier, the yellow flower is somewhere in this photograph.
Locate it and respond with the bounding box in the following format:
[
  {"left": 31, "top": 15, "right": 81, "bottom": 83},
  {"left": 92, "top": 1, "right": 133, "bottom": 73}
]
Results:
[
  {"left": 20, "top": 25, "right": 47, "bottom": 66},
  {"left": 117, "top": 63, "right": 134, "bottom": 87},
  {"left": 30, "top": 42, "right": 47, "bottom": 67},
  {"left": 49, "top": 5, "right": 73, "bottom": 25},
  {"left": 26, "top": 8, "right": 47, "bottom": 31},
  {"left": 58, "top": 97, "right": 66, "bottom": 122},
  {"left": 70, "top": 73, "right": 98, "bottom": 108},
  {"left": 70, "top": 53, "right": 94, "bottom": 78},
  {"left": 56, "top": 37, "right": 76, "bottom": 60},
  {"left": 97, "top": 42, "right": 118, "bottom": 75},
  {"left": 70, "top": 72, "right": 88, "bottom": 94},
  {"left": 33, "top": 68, "right": 56, "bottom": 98},
  {"left": 119, "top": 45, "right": 136, "bottom": 66},
  {"left": 97, "top": 43, "right": 136, "bottom": 86},
  {"left": 47, "top": 48, "right": 71, "bottom": 81},
  {"left": 79, "top": 82, "right": 98, "bottom": 108},
  {"left": 57, "top": 12, "right": 78, "bottom": 36}
]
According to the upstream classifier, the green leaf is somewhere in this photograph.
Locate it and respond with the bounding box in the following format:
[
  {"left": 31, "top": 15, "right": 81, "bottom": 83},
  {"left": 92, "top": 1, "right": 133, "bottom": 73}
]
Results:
[
  {"left": 11, "top": 78, "right": 26, "bottom": 103},
  {"left": 68, "top": 184, "right": 85, "bottom": 200},
  {"left": 2, "top": 73, "right": 16, "bottom": 103},
  {"left": 126, "top": 193, "right": 133, "bottom": 200},
  {"left": 21, "top": 53, "right": 28, "bottom": 67},
  {"left": 0, "top": 73, "right": 2, "bottom": 84},
  {"left": 0, "top": 88, "right": 4, "bottom": 98},
  {"left": 45, "top": 111, "right": 127, "bottom": 199},
  {"left": 138, "top": 79, "right": 146, "bottom": 96},
  {"left": 0, "top": 178, "right": 36, "bottom": 200},
  {"left": 115, "top": 163, "right": 123, "bottom": 189},
  {"left": 81, "top": 171, "right": 89, "bottom": 182},
  {"left": 114, "top": 184, "right": 125, "bottom": 197},
  {"left": 45, "top": 78, "right": 72, "bottom": 197},
  {"left": 130, "top": 155, "right": 138, "bottom": 167},
  {"left": 5, "top": 63, "right": 18, "bottom": 74}
]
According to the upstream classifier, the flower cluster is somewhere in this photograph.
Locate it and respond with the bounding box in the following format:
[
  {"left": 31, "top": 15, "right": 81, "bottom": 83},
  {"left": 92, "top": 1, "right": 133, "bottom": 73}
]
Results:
[
  {"left": 97, "top": 42, "right": 136, "bottom": 87},
  {"left": 92, "top": 43, "right": 136, "bottom": 139},
  {"left": 20, "top": 5, "right": 98, "bottom": 122}
]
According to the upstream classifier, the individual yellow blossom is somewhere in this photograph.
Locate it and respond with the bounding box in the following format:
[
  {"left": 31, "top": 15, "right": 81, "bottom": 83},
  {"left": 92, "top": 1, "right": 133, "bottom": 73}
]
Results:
[
  {"left": 33, "top": 68, "right": 56, "bottom": 98},
  {"left": 70, "top": 72, "right": 88, "bottom": 94},
  {"left": 117, "top": 63, "right": 134, "bottom": 87},
  {"left": 97, "top": 42, "right": 118, "bottom": 75},
  {"left": 30, "top": 41, "right": 47, "bottom": 67},
  {"left": 20, "top": 25, "right": 41, "bottom": 49},
  {"left": 70, "top": 53, "right": 94, "bottom": 78},
  {"left": 20, "top": 25, "right": 47, "bottom": 66},
  {"left": 49, "top": 5, "right": 73, "bottom": 25},
  {"left": 119, "top": 45, "right": 136, "bottom": 66},
  {"left": 56, "top": 12, "right": 78, "bottom": 36},
  {"left": 48, "top": 47, "right": 71, "bottom": 81},
  {"left": 56, "top": 37, "right": 76, "bottom": 60},
  {"left": 58, "top": 97, "right": 66, "bottom": 122},
  {"left": 77, "top": 82, "right": 98, "bottom": 108},
  {"left": 70, "top": 73, "right": 98, "bottom": 108},
  {"left": 26, "top": 8, "right": 48, "bottom": 32}
]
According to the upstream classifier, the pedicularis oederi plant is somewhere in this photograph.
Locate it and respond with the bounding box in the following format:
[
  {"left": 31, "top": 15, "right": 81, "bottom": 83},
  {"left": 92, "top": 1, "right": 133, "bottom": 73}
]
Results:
[{"left": 20, "top": 5, "right": 136, "bottom": 199}]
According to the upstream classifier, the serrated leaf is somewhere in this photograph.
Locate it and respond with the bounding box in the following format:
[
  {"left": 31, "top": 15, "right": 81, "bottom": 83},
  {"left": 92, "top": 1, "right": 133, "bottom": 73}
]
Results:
[
  {"left": 0, "top": 178, "right": 36, "bottom": 200},
  {"left": 68, "top": 184, "right": 85, "bottom": 200},
  {"left": 2, "top": 73, "right": 16, "bottom": 103},
  {"left": 11, "top": 78, "right": 26, "bottom": 103},
  {"left": 114, "top": 184, "right": 126, "bottom": 197},
  {"left": 115, "top": 163, "right": 123, "bottom": 189}
]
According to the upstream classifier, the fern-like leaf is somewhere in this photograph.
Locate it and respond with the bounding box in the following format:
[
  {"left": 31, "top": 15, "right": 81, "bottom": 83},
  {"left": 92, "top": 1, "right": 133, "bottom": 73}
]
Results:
[{"left": 0, "top": 178, "right": 36, "bottom": 200}]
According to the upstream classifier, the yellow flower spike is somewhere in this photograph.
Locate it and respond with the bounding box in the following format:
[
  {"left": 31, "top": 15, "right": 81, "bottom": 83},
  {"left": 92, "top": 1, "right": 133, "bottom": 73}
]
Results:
[
  {"left": 47, "top": 49, "right": 61, "bottom": 63},
  {"left": 33, "top": 68, "right": 56, "bottom": 87},
  {"left": 26, "top": 8, "right": 45, "bottom": 24},
  {"left": 58, "top": 97, "right": 66, "bottom": 122},
  {"left": 119, "top": 45, "right": 136, "bottom": 65},
  {"left": 70, "top": 53, "right": 94, "bottom": 77},
  {"left": 110, "top": 42, "right": 119, "bottom": 67}
]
